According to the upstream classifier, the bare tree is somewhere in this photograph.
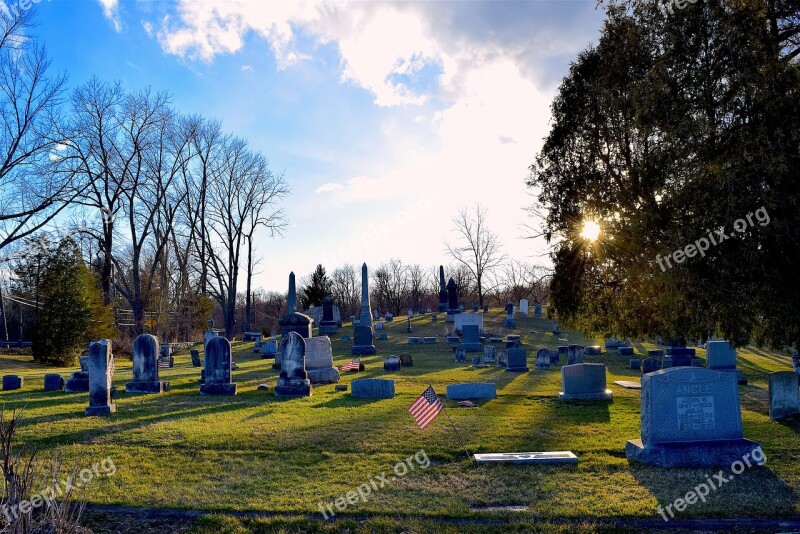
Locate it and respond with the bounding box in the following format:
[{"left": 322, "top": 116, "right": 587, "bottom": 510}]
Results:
[
  {"left": 372, "top": 259, "right": 409, "bottom": 316},
  {"left": 203, "top": 137, "right": 288, "bottom": 338},
  {"left": 407, "top": 263, "right": 425, "bottom": 312},
  {"left": 444, "top": 204, "right": 505, "bottom": 307},
  {"left": 0, "top": 9, "right": 71, "bottom": 252},
  {"left": 330, "top": 264, "right": 359, "bottom": 320}
]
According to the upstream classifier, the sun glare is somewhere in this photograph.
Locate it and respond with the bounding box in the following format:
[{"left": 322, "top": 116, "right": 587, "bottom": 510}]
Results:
[{"left": 580, "top": 219, "right": 601, "bottom": 241}]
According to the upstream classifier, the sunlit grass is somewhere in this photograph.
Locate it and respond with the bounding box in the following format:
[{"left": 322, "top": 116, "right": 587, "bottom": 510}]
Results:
[{"left": 1, "top": 309, "right": 798, "bottom": 524}]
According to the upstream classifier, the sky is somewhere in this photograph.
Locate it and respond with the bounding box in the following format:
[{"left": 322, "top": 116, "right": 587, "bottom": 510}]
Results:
[{"left": 29, "top": 0, "right": 606, "bottom": 292}]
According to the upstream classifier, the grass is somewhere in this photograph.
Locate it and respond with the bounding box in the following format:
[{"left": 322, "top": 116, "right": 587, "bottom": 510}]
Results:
[{"left": 1, "top": 309, "right": 800, "bottom": 530}]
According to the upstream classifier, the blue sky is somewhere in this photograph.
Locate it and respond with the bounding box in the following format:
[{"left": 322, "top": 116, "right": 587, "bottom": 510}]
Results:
[{"left": 31, "top": 0, "right": 605, "bottom": 291}]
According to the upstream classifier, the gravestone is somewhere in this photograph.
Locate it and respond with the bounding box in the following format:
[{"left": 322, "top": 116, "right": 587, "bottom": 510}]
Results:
[
  {"left": 642, "top": 357, "right": 660, "bottom": 374},
  {"left": 630, "top": 358, "right": 642, "bottom": 370},
  {"left": 399, "top": 353, "right": 413, "bottom": 367},
  {"left": 383, "top": 356, "right": 402, "bottom": 372},
  {"left": 352, "top": 263, "right": 376, "bottom": 355},
  {"left": 519, "top": 299, "right": 529, "bottom": 316},
  {"left": 422, "top": 337, "right": 436, "bottom": 344},
  {"left": 446, "top": 278, "right": 460, "bottom": 319},
  {"left": 618, "top": 346, "right": 634, "bottom": 356},
  {"left": 666, "top": 347, "right": 695, "bottom": 367},
  {"left": 200, "top": 337, "right": 237, "bottom": 395},
  {"left": 447, "top": 335, "right": 460, "bottom": 344},
  {"left": 454, "top": 313, "right": 484, "bottom": 334},
  {"left": 279, "top": 272, "right": 313, "bottom": 338},
  {"left": 462, "top": 324, "right": 481, "bottom": 352},
  {"left": 378, "top": 333, "right": 388, "bottom": 341},
  {"left": 2, "top": 375, "right": 22, "bottom": 390},
  {"left": 204, "top": 319, "right": 217, "bottom": 353},
  {"left": 385, "top": 313, "right": 393, "bottom": 322},
  {"left": 454, "top": 347, "right": 467, "bottom": 363},
  {"left": 305, "top": 336, "right": 340, "bottom": 384},
  {"left": 261, "top": 339, "right": 278, "bottom": 359},
  {"left": 375, "top": 322, "right": 384, "bottom": 330},
  {"left": 65, "top": 360, "right": 90, "bottom": 393},
  {"left": 648, "top": 349, "right": 665, "bottom": 358},
  {"left": 558, "top": 363, "right": 612, "bottom": 400},
  {"left": 126, "top": 334, "right": 166, "bottom": 394},
  {"left": 459, "top": 302, "right": 466, "bottom": 312},
  {"left": 351, "top": 378, "right": 395, "bottom": 399},
  {"left": 584, "top": 346, "right": 602, "bottom": 356},
  {"left": 506, "top": 347, "right": 528, "bottom": 372},
  {"left": 536, "top": 348, "right": 551, "bottom": 369},
  {"left": 408, "top": 337, "right": 421, "bottom": 344},
  {"left": 769, "top": 372, "right": 800, "bottom": 421},
  {"left": 496, "top": 349, "right": 509, "bottom": 368},
  {"left": 446, "top": 383, "right": 496, "bottom": 400},
  {"left": 484, "top": 345, "right": 496, "bottom": 363},
  {"left": 567, "top": 345, "right": 584, "bottom": 365},
  {"left": 534, "top": 303, "right": 542, "bottom": 316},
  {"left": 706, "top": 341, "right": 737, "bottom": 370},
  {"left": 663, "top": 356, "right": 674, "bottom": 368},
  {"left": 474, "top": 452, "right": 578, "bottom": 465},
  {"left": 626, "top": 367, "right": 762, "bottom": 467},
  {"left": 552, "top": 321, "right": 561, "bottom": 335},
  {"left": 503, "top": 302, "right": 516, "bottom": 328},
  {"left": 438, "top": 266, "right": 448, "bottom": 312},
  {"left": 43, "top": 373, "right": 64, "bottom": 391},
  {"left": 160, "top": 344, "right": 172, "bottom": 359},
  {"left": 471, "top": 354, "right": 488, "bottom": 368},
  {"left": 191, "top": 349, "right": 202, "bottom": 367},
  {"left": 274, "top": 332, "right": 312, "bottom": 397},
  {"left": 85, "top": 340, "right": 116, "bottom": 416},
  {"left": 550, "top": 349, "right": 560, "bottom": 365},
  {"left": 431, "top": 314, "right": 438, "bottom": 322}
]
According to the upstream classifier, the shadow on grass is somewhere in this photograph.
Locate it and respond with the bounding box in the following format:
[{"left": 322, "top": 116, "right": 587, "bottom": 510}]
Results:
[{"left": 629, "top": 461, "right": 799, "bottom": 519}]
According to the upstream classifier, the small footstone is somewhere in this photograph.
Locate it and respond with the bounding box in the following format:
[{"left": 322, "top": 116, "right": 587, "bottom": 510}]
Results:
[
  {"left": 474, "top": 451, "right": 578, "bottom": 465},
  {"left": 257, "top": 383, "right": 269, "bottom": 390},
  {"left": 335, "top": 384, "right": 348, "bottom": 392},
  {"left": 614, "top": 380, "right": 642, "bottom": 390}
]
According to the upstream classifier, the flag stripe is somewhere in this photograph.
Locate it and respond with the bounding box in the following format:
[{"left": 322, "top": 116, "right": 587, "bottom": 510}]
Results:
[{"left": 408, "top": 385, "right": 442, "bottom": 429}]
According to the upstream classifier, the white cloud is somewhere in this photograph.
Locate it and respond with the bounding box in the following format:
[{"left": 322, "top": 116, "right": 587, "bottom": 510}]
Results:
[
  {"left": 241, "top": 64, "right": 253, "bottom": 72},
  {"left": 314, "top": 182, "right": 344, "bottom": 194},
  {"left": 141, "top": 20, "right": 154, "bottom": 37},
  {"left": 97, "top": 0, "right": 122, "bottom": 32}
]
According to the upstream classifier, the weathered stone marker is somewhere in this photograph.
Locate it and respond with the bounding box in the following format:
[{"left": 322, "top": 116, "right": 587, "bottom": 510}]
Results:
[
  {"left": 85, "top": 340, "right": 116, "bottom": 416},
  {"left": 126, "top": 334, "right": 166, "bottom": 394},
  {"left": 274, "top": 331, "right": 312, "bottom": 397},
  {"left": 199, "top": 337, "right": 237, "bottom": 395}
]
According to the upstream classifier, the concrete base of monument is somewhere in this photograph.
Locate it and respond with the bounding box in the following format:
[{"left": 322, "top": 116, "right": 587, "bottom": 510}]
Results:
[
  {"left": 307, "top": 367, "right": 340, "bottom": 384},
  {"left": 318, "top": 324, "right": 339, "bottom": 335},
  {"left": 625, "top": 438, "right": 762, "bottom": 468},
  {"left": 351, "top": 344, "right": 376, "bottom": 356},
  {"left": 474, "top": 451, "right": 578, "bottom": 465},
  {"left": 125, "top": 380, "right": 166, "bottom": 394},
  {"left": 85, "top": 404, "right": 116, "bottom": 416},
  {"left": 199, "top": 383, "right": 238, "bottom": 395},
  {"left": 274, "top": 379, "right": 312, "bottom": 397},
  {"left": 65, "top": 379, "right": 90, "bottom": 393},
  {"left": 558, "top": 389, "right": 613, "bottom": 400}
]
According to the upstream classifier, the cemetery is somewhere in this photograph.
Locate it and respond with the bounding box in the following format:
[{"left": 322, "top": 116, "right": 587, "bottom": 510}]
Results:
[
  {"left": 0, "top": 0, "right": 798, "bottom": 532},
  {"left": 0, "top": 306, "right": 799, "bottom": 532}
]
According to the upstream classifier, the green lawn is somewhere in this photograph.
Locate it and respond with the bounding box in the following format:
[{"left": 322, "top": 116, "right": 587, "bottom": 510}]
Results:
[{"left": 2, "top": 309, "right": 799, "bottom": 529}]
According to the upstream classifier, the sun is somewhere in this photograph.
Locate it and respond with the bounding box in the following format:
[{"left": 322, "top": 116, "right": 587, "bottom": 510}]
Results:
[{"left": 580, "top": 219, "right": 601, "bottom": 241}]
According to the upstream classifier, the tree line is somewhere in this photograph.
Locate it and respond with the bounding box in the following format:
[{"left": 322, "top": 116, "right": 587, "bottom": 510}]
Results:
[{"left": 529, "top": 0, "right": 800, "bottom": 350}]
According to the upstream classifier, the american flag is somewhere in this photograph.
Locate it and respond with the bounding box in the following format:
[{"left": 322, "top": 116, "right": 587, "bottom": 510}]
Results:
[
  {"left": 158, "top": 359, "right": 170, "bottom": 369},
  {"left": 341, "top": 358, "right": 360, "bottom": 372},
  {"left": 408, "top": 385, "right": 443, "bottom": 429},
  {"left": 458, "top": 400, "right": 476, "bottom": 408}
]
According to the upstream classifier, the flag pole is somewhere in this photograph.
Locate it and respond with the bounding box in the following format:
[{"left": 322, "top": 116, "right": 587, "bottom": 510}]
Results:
[{"left": 432, "top": 383, "right": 473, "bottom": 463}]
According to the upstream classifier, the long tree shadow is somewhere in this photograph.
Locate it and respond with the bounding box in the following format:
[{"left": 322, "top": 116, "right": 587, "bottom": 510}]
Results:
[{"left": 629, "top": 461, "right": 799, "bottom": 519}]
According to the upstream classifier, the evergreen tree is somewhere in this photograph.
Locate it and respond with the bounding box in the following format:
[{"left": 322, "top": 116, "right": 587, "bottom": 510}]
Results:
[
  {"left": 299, "top": 264, "right": 332, "bottom": 309},
  {"left": 529, "top": 0, "right": 800, "bottom": 348}
]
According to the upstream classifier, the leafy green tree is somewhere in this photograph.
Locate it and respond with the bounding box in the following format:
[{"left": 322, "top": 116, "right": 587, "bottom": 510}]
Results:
[
  {"left": 299, "top": 264, "right": 332, "bottom": 310},
  {"left": 28, "top": 238, "right": 114, "bottom": 366},
  {"left": 529, "top": 0, "right": 800, "bottom": 349}
]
